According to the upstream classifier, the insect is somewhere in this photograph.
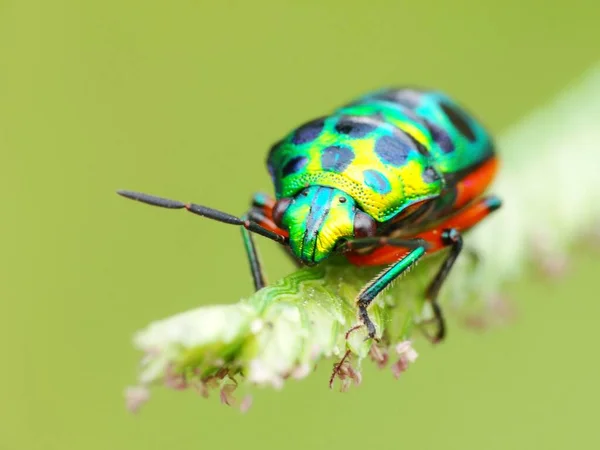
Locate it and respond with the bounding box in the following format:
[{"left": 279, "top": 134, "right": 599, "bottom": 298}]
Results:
[{"left": 118, "top": 87, "right": 501, "bottom": 343}]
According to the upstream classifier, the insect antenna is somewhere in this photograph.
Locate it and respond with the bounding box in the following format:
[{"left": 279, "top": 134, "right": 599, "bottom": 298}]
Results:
[{"left": 116, "top": 190, "right": 288, "bottom": 245}]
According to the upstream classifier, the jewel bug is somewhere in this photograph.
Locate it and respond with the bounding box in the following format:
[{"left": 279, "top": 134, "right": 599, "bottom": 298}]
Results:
[{"left": 118, "top": 87, "right": 501, "bottom": 343}]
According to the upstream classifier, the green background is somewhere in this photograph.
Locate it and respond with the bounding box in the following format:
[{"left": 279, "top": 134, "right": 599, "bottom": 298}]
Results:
[{"left": 1, "top": 1, "right": 599, "bottom": 449}]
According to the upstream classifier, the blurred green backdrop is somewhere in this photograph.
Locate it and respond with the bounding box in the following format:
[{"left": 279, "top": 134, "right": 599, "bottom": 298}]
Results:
[{"left": 1, "top": 1, "right": 599, "bottom": 449}]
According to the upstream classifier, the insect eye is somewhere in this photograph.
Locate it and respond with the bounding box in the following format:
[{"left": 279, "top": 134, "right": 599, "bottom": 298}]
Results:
[
  {"left": 272, "top": 198, "right": 292, "bottom": 228},
  {"left": 354, "top": 210, "right": 377, "bottom": 238}
]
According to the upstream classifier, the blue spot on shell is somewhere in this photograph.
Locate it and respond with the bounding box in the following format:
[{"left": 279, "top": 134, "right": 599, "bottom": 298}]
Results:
[
  {"left": 282, "top": 156, "right": 309, "bottom": 176},
  {"left": 374, "top": 135, "right": 411, "bottom": 167},
  {"left": 321, "top": 146, "right": 354, "bottom": 172},
  {"left": 363, "top": 169, "right": 391, "bottom": 194},
  {"left": 292, "top": 118, "right": 325, "bottom": 145}
]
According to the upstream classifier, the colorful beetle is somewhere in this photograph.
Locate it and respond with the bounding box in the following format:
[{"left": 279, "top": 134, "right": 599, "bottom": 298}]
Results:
[{"left": 118, "top": 88, "right": 501, "bottom": 343}]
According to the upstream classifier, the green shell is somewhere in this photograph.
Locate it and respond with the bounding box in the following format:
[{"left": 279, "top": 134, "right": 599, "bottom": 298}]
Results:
[{"left": 267, "top": 88, "right": 494, "bottom": 222}]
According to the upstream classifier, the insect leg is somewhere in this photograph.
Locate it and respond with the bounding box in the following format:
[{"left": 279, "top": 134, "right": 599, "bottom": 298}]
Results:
[
  {"left": 412, "top": 195, "right": 501, "bottom": 342},
  {"left": 356, "top": 245, "right": 427, "bottom": 339},
  {"left": 239, "top": 194, "right": 277, "bottom": 291},
  {"left": 240, "top": 192, "right": 300, "bottom": 291},
  {"left": 240, "top": 221, "right": 266, "bottom": 291},
  {"left": 422, "top": 228, "right": 462, "bottom": 343}
]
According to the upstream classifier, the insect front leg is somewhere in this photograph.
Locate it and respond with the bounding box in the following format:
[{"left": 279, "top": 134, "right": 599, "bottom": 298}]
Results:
[
  {"left": 240, "top": 224, "right": 267, "bottom": 291},
  {"left": 241, "top": 193, "right": 295, "bottom": 291},
  {"left": 355, "top": 245, "right": 427, "bottom": 339}
]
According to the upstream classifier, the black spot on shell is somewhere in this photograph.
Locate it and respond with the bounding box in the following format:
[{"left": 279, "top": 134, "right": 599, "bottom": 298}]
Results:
[
  {"left": 291, "top": 118, "right": 326, "bottom": 145},
  {"left": 321, "top": 146, "right": 355, "bottom": 172},
  {"left": 282, "top": 156, "right": 309, "bottom": 176},
  {"left": 422, "top": 166, "right": 441, "bottom": 183},
  {"left": 440, "top": 102, "right": 476, "bottom": 142},
  {"left": 424, "top": 120, "right": 454, "bottom": 153},
  {"left": 374, "top": 135, "right": 411, "bottom": 167},
  {"left": 334, "top": 117, "right": 376, "bottom": 138}
]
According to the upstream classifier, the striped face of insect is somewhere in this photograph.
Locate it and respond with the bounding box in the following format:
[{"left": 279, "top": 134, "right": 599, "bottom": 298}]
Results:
[{"left": 272, "top": 185, "right": 377, "bottom": 265}]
